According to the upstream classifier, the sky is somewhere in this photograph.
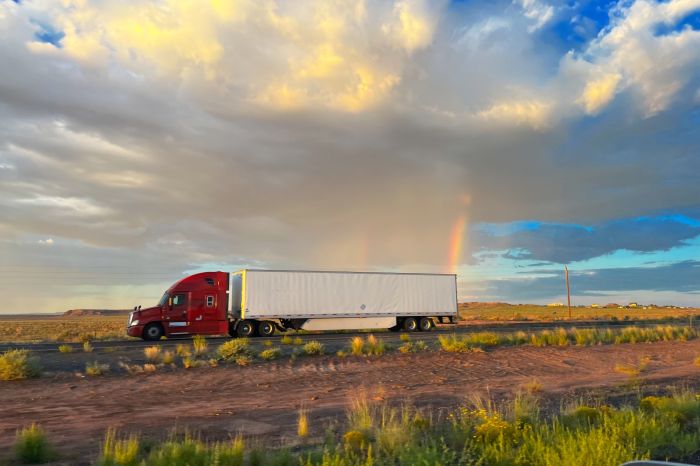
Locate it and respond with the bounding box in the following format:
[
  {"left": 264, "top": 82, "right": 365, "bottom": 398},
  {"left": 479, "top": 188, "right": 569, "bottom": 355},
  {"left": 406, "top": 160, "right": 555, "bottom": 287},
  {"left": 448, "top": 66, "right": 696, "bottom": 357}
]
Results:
[{"left": 0, "top": 0, "right": 699, "bottom": 313}]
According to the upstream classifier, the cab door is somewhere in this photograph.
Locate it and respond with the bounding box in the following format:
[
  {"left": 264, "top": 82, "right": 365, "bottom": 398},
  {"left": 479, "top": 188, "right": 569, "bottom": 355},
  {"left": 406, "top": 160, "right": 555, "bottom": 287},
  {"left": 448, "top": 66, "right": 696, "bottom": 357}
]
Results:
[
  {"left": 188, "top": 292, "right": 221, "bottom": 334},
  {"left": 163, "top": 292, "right": 190, "bottom": 335}
]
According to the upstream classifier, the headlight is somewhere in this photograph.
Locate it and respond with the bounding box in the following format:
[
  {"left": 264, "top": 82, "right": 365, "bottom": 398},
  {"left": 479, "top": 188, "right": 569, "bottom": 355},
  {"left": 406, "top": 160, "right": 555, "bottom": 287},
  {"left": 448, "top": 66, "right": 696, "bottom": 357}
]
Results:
[{"left": 130, "top": 319, "right": 139, "bottom": 327}]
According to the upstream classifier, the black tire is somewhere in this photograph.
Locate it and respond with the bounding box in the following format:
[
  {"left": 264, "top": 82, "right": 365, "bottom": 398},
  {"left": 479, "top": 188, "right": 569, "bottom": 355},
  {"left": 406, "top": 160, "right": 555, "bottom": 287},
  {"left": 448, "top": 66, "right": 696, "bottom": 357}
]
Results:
[
  {"left": 418, "top": 317, "right": 433, "bottom": 332},
  {"left": 257, "top": 320, "right": 275, "bottom": 337},
  {"left": 142, "top": 323, "right": 164, "bottom": 341},
  {"left": 236, "top": 320, "right": 255, "bottom": 338},
  {"left": 402, "top": 317, "right": 418, "bottom": 332}
]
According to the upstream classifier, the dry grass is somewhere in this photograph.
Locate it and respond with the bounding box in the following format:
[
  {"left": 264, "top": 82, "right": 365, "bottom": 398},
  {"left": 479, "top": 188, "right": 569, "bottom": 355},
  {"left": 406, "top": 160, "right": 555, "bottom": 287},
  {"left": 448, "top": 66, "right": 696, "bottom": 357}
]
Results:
[
  {"left": 82, "top": 341, "right": 93, "bottom": 353},
  {"left": 695, "top": 356, "right": 700, "bottom": 367},
  {"left": 459, "top": 302, "right": 700, "bottom": 322},
  {"left": 85, "top": 361, "right": 109, "bottom": 376},
  {"left": 523, "top": 379, "right": 543, "bottom": 394},
  {"left": 0, "top": 316, "right": 127, "bottom": 343}
]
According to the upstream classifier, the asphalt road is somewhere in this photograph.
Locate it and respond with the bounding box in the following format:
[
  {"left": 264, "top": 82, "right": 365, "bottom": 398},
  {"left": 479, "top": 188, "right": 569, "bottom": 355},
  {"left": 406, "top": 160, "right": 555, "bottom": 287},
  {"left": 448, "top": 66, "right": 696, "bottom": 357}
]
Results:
[{"left": 2, "top": 317, "right": 696, "bottom": 353}]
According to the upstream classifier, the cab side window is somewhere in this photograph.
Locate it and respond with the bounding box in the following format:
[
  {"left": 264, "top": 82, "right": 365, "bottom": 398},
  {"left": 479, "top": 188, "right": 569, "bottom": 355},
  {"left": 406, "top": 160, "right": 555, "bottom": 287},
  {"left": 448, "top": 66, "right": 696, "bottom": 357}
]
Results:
[
  {"left": 172, "top": 294, "right": 186, "bottom": 306},
  {"left": 206, "top": 296, "right": 215, "bottom": 307}
]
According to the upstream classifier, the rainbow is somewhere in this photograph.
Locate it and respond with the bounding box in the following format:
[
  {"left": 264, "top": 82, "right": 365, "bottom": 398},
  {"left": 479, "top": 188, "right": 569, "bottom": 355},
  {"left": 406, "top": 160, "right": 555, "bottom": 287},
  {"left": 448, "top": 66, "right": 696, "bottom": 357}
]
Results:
[{"left": 446, "top": 213, "right": 467, "bottom": 274}]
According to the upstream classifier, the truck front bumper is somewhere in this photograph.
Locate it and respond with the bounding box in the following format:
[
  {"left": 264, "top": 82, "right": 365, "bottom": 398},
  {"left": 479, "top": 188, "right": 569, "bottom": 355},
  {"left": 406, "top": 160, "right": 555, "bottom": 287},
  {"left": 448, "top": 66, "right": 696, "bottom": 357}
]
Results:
[{"left": 126, "top": 325, "right": 143, "bottom": 338}]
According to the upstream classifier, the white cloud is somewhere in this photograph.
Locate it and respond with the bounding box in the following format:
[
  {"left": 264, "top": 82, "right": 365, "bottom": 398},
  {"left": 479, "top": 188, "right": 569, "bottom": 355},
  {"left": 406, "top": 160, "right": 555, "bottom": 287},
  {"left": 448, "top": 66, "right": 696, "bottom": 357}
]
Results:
[
  {"left": 570, "top": 0, "right": 700, "bottom": 116},
  {"left": 515, "top": 0, "right": 554, "bottom": 32}
]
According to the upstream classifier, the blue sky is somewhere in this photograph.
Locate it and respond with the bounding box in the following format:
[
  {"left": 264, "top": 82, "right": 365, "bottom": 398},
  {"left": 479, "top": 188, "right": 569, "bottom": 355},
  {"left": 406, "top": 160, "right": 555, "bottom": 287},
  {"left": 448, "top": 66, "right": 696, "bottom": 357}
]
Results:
[{"left": 0, "top": 0, "right": 699, "bottom": 312}]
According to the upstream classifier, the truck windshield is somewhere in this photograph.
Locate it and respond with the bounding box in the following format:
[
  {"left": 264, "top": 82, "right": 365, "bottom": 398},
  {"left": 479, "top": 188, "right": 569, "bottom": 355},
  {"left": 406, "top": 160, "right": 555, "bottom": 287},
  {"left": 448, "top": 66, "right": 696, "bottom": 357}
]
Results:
[{"left": 157, "top": 292, "right": 169, "bottom": 307}]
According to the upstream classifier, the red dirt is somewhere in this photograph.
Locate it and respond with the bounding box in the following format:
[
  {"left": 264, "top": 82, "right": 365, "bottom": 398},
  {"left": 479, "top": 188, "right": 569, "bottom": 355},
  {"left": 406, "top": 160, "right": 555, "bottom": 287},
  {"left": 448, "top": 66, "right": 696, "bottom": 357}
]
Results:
[{"left": 1, "top": 340, "right": 699, "bottom": 464}]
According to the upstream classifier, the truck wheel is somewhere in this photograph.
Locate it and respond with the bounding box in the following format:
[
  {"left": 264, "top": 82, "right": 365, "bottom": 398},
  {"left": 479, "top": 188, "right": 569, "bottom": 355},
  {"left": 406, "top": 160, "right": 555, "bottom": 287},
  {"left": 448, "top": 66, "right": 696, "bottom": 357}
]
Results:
[
  {"left": 142, "top": 323, "right": 164, "bottom": 341},
  {"left": 418, "top": 317, "right": 433, "bottom": 332},
  {"left": 236, "top": 320, "right": 255, "bottom": 338},
  {"left": 402, "top": 317, "right": 418, "bottom": 332},
  {"left": 257, "top": 321, "right": 275, "bottom": 337}
]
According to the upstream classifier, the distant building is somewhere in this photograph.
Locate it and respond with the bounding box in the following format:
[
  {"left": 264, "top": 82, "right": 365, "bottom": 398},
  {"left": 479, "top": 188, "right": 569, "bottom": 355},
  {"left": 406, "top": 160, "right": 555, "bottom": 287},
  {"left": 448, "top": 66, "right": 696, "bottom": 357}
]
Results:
[
  {"left": 605, "top": 303, "right": 620, "bottom": 308},
  {"left": 590, "top": 304, "right": 600, "bottom": 308},
  {"left": 628, "top": 302, "right": 639, "bottom": 308},
  {"left": 547, "top": 302, "right": 564, "bottom": 307}
]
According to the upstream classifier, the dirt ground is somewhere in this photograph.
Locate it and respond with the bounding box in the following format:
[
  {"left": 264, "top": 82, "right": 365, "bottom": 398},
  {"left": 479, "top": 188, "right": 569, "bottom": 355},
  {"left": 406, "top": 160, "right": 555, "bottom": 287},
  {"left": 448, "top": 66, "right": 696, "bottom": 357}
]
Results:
[{"left": 2, "top": 340, "right": 700, "bottom": 465}]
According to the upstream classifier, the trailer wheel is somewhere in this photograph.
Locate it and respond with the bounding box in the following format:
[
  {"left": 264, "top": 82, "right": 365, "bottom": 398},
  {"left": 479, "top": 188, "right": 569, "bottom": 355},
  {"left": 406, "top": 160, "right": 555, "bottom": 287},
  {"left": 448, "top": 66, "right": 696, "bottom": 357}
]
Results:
[
  {"left": 236, "top": 320, "right": 255, "bottom": 338},
  {"left": 402, "top": 317, "right": 418, "bottom": 332},
  {"left": 142, "top": 323, "right": 164, "bottom": 341},
  {"left": 257, "top": 321, "right": 275, "bottom": 337},
  {"left": 418, "top": 317, "right": 433, "bottom": 332}
]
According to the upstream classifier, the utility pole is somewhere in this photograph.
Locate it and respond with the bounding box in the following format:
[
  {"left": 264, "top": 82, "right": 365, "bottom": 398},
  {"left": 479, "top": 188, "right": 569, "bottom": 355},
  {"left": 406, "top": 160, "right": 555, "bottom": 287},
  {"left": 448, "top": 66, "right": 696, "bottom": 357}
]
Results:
[{"left": 565, "top": 266, "right": 572, "bottom": 320}]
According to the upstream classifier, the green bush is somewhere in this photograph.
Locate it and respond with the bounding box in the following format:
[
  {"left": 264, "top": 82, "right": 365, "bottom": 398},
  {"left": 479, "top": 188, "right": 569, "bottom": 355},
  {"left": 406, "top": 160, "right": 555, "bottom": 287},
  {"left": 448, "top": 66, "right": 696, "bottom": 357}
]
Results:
[
  {"left": 0, "top": 349, "right": 41, "bottom": 380},
  {"left": 15, "top": 423, "right": 54, "bottom": 464}
]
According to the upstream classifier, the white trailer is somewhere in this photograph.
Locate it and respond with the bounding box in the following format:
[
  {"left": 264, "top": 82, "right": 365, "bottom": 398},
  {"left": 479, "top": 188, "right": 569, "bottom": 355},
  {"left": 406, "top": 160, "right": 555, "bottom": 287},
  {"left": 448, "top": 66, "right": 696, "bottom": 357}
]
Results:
[{"left": 228, "top": 269, "right": 457, "bottom": 337}]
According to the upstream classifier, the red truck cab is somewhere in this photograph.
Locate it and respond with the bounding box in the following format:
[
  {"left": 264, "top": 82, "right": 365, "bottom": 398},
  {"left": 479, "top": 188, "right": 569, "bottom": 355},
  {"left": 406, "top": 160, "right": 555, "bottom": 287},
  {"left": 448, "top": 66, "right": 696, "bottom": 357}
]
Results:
[{"left": 127, "top": 271, "right": 229, "bottom": 340}]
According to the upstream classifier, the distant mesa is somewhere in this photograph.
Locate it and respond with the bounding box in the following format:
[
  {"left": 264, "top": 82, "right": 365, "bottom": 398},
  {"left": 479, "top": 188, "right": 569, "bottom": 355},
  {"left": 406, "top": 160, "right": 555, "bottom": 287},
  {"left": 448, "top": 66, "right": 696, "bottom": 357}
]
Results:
[{"left": 63, "top": 309, "right": 130, "bottom": 317}]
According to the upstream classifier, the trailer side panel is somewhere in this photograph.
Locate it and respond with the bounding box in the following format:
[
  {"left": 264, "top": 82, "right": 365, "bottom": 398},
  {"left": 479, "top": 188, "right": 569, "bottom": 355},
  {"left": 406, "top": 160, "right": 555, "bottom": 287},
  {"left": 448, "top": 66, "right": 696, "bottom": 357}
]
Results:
[{"left": 243, "top": 270, "right": 456, "bottom": 319}]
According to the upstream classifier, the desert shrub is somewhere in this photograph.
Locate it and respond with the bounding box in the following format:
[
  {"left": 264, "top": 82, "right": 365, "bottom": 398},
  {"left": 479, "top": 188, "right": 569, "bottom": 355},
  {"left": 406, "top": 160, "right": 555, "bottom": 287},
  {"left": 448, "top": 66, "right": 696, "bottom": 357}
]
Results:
[
  {"left": 143, "top": 364, "right": 157, "bottom": 373},
  {"left": 143, "top": 346, "right": 161, "bottom": 362},
  {"left": 83, "top": 341, "right": 93, "bottom": 353},
  {"left": 303, "top": 341, "right": 324, "bottom": 355},
  {"left": 98, "top": 429, "right": 140, "bottom": 466},
  {"left": 175, "top": 344, "right": 191, "bottom": 357},
  {"left": 349, "top": 335, "right": 386, "bottom": 356},
  {"left": 399, "top": 340, "right": 428, "bottom": 353},
  {"left": 182, "top": 357, "right": 202, "bottom": 369},
  {"left": 161, "top": 350, "right": 174, "bottom": 365},
  {"left": 192, "top": 335, "right": 208, "bottom": 355},
  {"left": 0, "top": 349, "right": 41, "bottom": 381},
  {"left": 438, "top": 334, "right": 480, "bottom": 353},
  {"left": 259, "top": 347, "right": 281, "bottom": 361},
  {"left": 15, "top": 423, "right": 54, "bottom": 464},
  {"left": 293, "top": 336, "right": 303, "bottom": 345},
  {"left": 142, "top": 435, "right": 245, "bottom": 466},
  {"left": 298, "top": 409, "right": 309, "bottom": 438},
  {"left": 523, "top": 379, "right": 543, "bottom": 394},
  {"left": 695, "top": 356, "right": 700, "bottom": 367},
  {"left": 399, "top": 333, "right": 411, "bottom": 342},
  {"left": 280, "top": 335, "right": 294, "bottom": 345},
  {"left": 57, "top": 344, "right": 73, "bottom": 353},
  {"left": 218, "top": 338, "right": 252, "bottom": 361},
  {"left": 85, "top": 361, "right": 109, "bottom": 376}
]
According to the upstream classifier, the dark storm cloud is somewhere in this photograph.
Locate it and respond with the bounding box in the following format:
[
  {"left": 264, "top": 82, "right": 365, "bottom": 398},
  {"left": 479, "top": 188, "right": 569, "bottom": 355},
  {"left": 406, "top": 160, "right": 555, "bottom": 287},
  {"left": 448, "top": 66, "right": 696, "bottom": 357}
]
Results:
[
  {"left": 484, "top": 260, "right": 700, "bottom": 300},
  {"left": 473, "top": 216, "right": 700, "bottom": 264}
]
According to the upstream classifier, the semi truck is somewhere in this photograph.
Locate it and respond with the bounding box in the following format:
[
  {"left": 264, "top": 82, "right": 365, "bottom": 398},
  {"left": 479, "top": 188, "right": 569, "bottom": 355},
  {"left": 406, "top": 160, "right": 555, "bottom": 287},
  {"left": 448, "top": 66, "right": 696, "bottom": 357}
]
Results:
[{"left": 127, "top": 269, "right": 458, "bottom": 341}]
